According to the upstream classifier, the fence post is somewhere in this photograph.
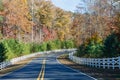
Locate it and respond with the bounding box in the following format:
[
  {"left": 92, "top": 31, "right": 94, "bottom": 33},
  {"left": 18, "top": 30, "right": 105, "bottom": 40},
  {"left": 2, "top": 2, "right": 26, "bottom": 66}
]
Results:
[
  {"left": 118, "top": 57, "right": 120, "bottom": 69},
  {"left": 98, "top": 59, "right": 100, "bottom": 68},
  {"left": 3, "top": 62, "right": 5, "bottom": 68},
  {"left": 81, "top": 58, "right": 83, "bottom": 65},
  {"left": 94, "top": 59, "right": 95, "bottom": 67},
  {"left": 92, "top": 59, "right": 95, "bottom": 67},
  {"left": 0, "top": 63, "right": 2, "bottom": 70},
  {"left": 103, "top": 59, "right": 105, "bottom": 69},
  {"left": 107, "top": 58, "right": 110, "bottom": 69},
  {"left": 95, "top": 59, "right": 97, "bottom": 68},
  {"left": 88, "top": 58, "right": 90, "bottom": 66},
  {"left": 83, "top": 58, "right": 85, "bottom": 65},
  {"left": 89, "top": 58, "right": 91, "bottom": 66},
  {"left": 1, "top": 62, "right": 3, "bottom": 69},
  {"left": 77, "top": 57, "right": 79, "bottom": 64},
  {"left": 112, "top": 58, "right": 115, "bottom": 69},
  {"left": 86, "top": 58, "right": 88, "bottom": 66}
]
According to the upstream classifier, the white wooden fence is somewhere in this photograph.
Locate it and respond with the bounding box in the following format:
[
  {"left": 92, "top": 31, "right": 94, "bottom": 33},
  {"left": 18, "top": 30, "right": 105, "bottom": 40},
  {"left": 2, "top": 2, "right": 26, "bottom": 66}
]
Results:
[
  {"left": 0, "top": 49, "right": 76, "bottom": 70},
  {"left": 69, "top": 51, "right": 120, "bottom": 69}
]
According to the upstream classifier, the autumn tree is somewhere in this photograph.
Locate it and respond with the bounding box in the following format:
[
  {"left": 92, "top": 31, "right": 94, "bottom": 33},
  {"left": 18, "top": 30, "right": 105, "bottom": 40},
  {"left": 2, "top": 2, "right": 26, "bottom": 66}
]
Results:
[
  {"left": 54, "top": 7, "right": 71, "bottom": 41},
  {"left": 28, "top": 0, "right": 56, "bottom": 42},
  {"left": 72, "top": 0, "right": 115, "bottom": 46},
  {"left": 31, "top": 0, "right": 72, "bottom": 42},
  {"left": 3, "top": 0, "right": 32, "bottom": 41},
  {"left": 0, "top": 0, "right": 5, "bottom": 39},
  {"left": 0, "top": 0, "right": 73, "bottom": 43}
]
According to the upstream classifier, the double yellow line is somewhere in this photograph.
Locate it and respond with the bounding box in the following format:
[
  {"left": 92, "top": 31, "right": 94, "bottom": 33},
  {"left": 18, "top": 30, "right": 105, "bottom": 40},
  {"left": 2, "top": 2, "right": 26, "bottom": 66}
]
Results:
[{"left": 37, "top": 59, "right": 46, "bottom": 80}]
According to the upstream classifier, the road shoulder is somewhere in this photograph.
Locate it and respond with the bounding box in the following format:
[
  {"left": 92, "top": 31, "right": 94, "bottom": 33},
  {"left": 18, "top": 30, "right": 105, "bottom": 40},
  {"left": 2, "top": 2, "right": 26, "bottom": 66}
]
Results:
[
  {"left": 57, "top": 54, "right": 120, "bottom": 80},
  {"left": 0, "top": 54, "right": 41, "bottom": 76}
]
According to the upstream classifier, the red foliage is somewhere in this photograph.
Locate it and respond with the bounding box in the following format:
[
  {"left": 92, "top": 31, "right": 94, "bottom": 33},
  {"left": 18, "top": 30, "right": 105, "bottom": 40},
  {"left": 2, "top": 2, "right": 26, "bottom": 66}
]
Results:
[{"left": 42, "top": 27, "right": 57, "bottom": 41}]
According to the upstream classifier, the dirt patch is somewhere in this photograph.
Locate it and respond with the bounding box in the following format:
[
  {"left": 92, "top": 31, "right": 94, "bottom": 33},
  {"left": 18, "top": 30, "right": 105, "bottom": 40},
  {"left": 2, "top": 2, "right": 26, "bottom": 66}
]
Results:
[
  {"left": 0, "top": 54, "right": 41, "bottom": 76},
  {"left": 58, "top": 54, "right": 120, "bottom": 80}
]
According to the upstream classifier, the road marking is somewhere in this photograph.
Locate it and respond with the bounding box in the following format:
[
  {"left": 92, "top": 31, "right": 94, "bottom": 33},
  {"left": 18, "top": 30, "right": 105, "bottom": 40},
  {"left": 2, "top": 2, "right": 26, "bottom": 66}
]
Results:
[
  {"left": 37, "top": 59, "right": 46, "bottom": 80},
  {"left": 56, "top": 55, "right": 97, "bottom": 80}
]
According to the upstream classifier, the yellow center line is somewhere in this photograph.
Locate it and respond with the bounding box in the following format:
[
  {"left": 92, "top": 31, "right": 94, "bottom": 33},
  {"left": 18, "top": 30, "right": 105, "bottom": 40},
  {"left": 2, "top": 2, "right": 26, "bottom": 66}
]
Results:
[
  {"left": 37, "top": 58, "right": 46, "bottom": 80},
  {"left": 41, "top": 68, "right": 45, "bottom": 80}
]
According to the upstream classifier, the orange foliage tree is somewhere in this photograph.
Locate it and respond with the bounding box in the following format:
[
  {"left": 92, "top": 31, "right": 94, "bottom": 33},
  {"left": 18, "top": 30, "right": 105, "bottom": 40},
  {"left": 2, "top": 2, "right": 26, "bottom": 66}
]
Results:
[{"left": 3, "top": 0, "right": 32, "bottom": 41}]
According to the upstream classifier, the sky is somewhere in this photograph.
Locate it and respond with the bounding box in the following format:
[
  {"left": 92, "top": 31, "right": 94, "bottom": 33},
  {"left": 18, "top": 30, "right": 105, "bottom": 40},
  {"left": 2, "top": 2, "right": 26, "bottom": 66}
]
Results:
[{"left": 51, "top": 0, "right": 85, "bottom": 12}]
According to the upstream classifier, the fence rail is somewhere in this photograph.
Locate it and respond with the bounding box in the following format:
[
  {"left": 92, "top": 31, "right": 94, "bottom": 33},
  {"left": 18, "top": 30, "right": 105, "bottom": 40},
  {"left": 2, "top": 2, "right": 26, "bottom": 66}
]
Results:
[
  {"left": 69, "top": 51, "right": 120, "bottom": 69},
  {"left": 0, "top": 49, "right": 76, "bottom": 70}
]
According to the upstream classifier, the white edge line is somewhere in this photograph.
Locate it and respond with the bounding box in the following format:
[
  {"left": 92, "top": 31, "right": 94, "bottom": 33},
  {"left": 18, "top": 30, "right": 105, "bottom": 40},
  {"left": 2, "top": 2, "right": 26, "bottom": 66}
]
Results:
[{"left": 56, "top": 54, "right": 97, "bottom": 80}]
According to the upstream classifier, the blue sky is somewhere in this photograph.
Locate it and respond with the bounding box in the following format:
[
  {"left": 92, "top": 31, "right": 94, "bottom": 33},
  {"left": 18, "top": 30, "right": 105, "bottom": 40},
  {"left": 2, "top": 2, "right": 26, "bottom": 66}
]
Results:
[{"left": 51, "top": 0, "right": 85, "bottom": 12}]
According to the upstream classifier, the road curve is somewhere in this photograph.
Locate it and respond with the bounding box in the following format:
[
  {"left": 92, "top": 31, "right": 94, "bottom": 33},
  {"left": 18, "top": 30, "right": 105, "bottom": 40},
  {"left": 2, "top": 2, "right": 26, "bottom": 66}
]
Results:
[{"left": 0, "top": 51, "right": 96, "bottom": 80}]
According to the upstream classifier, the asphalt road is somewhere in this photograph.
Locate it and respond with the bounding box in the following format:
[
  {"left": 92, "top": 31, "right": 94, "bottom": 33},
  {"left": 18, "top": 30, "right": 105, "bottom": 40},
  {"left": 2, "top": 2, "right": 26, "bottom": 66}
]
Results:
[{"left": 0, "top": 52, "right": 96, "bottom": 80}]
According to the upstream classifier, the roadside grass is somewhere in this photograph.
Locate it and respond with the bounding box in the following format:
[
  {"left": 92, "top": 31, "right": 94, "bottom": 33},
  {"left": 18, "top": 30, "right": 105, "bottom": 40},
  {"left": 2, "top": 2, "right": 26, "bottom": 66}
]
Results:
[
  {"left": 0, "top": 54, "right": 41, "bottom": 76},
  {"left": 58, "top": 54, "right": 120, "bottom": 80}
]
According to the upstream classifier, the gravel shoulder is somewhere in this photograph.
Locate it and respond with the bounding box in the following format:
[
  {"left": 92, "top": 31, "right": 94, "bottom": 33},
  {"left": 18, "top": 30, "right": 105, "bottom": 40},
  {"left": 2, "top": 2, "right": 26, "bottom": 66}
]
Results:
[{"left": 57, "top": 54, "right": 120, "bottom": 80}]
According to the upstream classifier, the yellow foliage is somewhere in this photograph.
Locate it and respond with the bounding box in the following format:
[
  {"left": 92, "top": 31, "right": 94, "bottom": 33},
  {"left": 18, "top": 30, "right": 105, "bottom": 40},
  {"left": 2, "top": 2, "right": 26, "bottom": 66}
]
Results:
[
  {"left": 58, "top": 31, "right": 65, "bottom": 41},
  {"left": 55, "top": 22, "right": 62, "bottom": 27},
  {"left": 85, "top": 33, "right": 102, "bottom": 46},
  {"left": 22, "top": 0, "right": 27, "bottom": 4},
  {"left": 65, "top": 27, "right": 69, "bottom": 33},
  {"left": 27, "top": 13, "right": 32, "bottom": 20}
]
